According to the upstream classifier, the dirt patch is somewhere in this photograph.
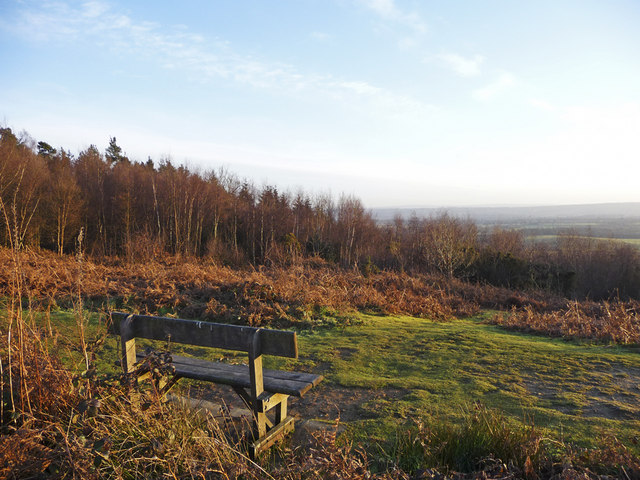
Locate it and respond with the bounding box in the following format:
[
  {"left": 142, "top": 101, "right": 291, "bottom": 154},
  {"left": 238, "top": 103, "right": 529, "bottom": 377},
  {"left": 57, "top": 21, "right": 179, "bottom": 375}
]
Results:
[
  {"left": 581, "top": 398, "right": 630, "bottom": 420},
  {"left": 335, "top": 347, "right": 357, "bottom": 360},
  {"left": 522, "top": 378, "right": 576, "bottom": 415},
  {"left": 186, "top": 382, "right": 407, "bottom": 424},
  {"left": 522, "top": 365, "right": 640, "bottom": 420},
  {"left": 583, "top": 386, "right": 640, "bottom": 420},
  {"left": 609, "top": 365, "right": 640, "bottom": 392},
  {"left": 177, "top": 382, "right": 408, "bottom": 449},
  {"left": 291, "top": 384, "right": 408, "bottom": 422}
]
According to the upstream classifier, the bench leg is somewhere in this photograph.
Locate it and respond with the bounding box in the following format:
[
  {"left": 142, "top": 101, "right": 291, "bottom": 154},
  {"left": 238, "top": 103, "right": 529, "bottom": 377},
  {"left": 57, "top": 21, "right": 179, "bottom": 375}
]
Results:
[
  {"left": 253, "top": 394, "right": 294, "bottom": 457},
  {"left": 232, "top": 386, "right": 273, "bottom": 428},
  {"left": 254, "top": 412, "right": 267, "bottom": 439},
  {"left": 250, "top": 416, "right": 295, "bottom": 458},
  {"left": 232, "top": 385, "right": 253, "bottom": 410},
  {"left": 156, "top": 375, "right": 179, "bottom": 400},
  {"left": 275, "top": 397, "right": 287, "bottom": 424},
  {"left": 232, "top": 387, "right": 295, "bottom": 457}
]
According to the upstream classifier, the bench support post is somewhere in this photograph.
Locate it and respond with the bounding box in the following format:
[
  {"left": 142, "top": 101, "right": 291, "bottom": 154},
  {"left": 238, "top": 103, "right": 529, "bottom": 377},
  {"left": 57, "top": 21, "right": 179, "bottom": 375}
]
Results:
[
  {"left": 246, "top": 329, "right": 295, "bottom": 457},
  {"left": 275, "top": 397, "right": 287, "bottom": 424},
  {"left": 250, "top": 416, "right": 295, "bottom": 457},
  {"left": 248, "top": 329, "right": 267, "bottom": 440},
  {"left": 120, "top": 314, "right": 138, "bottom": 374},
  {"left": 119, "top": 314, "right": 141, "bottom": 404}
]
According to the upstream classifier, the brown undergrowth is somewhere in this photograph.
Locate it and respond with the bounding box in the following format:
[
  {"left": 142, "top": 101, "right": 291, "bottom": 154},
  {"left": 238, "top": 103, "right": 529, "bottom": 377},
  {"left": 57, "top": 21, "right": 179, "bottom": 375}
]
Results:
[
  {"left": 1, "top": 248, "right": 639, "bottom": 477},
  {"left": 490, "top": 301, "right": 640, "bottom": 344},
  {"left": 0, "top": 247, "right": 563, "bottom": 328},
  {"left": 4, "top": 247, "right": 639, "bottom": 346},
  {"left": 6, "top": 247, "right": 639, "bottom": 346}
]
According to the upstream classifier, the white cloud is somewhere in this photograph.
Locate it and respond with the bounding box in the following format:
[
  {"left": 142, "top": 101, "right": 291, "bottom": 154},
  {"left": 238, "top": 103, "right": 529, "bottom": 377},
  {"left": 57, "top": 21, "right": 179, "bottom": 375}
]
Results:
[
  {"left": 5, "top": 1, "right": 434, "bottom": 119},
  {"left": 438, "top": 53, "right": 484, "bottom": 77},
  {"left": 472, "top": 72, "right": 516, "bottom": 101},
  {"left": 333, "top": 80, "right": 382, "bottom": 96},
  {"left": 357, "top": 0, "right": 427, "bottom": 34},
  {"left": 81, "top": 1, "right": 109, "bottom": 19},
  {"left": 397, "top": 36, "right": 417, "bottom": 50},
  {"left": 362, "top": 0, "right": 396, "bottom": 17}
]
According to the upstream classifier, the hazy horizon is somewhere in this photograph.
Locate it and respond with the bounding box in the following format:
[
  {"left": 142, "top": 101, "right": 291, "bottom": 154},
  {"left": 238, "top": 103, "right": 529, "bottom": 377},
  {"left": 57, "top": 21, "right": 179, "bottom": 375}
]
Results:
[
  {"left": 375, "top": 201, "right": 640, "bottom": 209},
  {"left": 2, "top": 1, "right": 639, "bottom": 208},
  {"left": 374, "top": 201, "right": 640, "bottom": 210}
]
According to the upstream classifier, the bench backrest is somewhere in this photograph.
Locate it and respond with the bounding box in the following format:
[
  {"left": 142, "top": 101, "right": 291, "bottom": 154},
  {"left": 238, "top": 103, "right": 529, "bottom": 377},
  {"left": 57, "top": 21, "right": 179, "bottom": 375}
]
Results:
[{"left": 109, "top": 312, "right": 298, "bottom": 358}]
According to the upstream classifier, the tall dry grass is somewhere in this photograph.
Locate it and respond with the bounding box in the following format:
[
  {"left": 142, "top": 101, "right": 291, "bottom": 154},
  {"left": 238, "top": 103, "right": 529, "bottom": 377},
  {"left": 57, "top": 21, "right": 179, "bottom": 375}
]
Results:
[
  {"left": 490, "top": 301, "right": 640, "bottom": 344},
  {"left": 0, "top": 337, "right": 273, "bottom": 479},
  {"left": 0, "top": 247, "right": 565, "bottom": 328},
  {"left": 7, "top": 246, "right": 639, "bottom": 347}
]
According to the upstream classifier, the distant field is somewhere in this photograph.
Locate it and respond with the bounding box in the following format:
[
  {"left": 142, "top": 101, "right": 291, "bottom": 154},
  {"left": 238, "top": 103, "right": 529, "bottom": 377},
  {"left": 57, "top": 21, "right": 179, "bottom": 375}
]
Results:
[
  {"left": 526, "top": 235, "right": 640, "bottom": 247},
  {"left": 476, "top": 216, "right": 640, "bottom": 249}
]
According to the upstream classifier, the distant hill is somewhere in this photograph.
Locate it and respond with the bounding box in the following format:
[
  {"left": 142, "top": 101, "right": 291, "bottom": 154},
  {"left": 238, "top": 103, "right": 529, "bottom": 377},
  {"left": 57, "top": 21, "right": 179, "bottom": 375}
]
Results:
[{"left": 372, "top": 202, "right": 640, "bottom": 223}]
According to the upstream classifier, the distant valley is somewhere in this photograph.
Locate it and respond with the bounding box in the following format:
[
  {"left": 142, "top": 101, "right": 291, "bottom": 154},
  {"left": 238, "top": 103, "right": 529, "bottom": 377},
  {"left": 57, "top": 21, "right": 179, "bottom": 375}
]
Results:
[
  {"left": 373, "top": 202, "right": 640, "bottom": 243},
  {"left": 372, "top": 202, "right": 640, "bottom": 223}
]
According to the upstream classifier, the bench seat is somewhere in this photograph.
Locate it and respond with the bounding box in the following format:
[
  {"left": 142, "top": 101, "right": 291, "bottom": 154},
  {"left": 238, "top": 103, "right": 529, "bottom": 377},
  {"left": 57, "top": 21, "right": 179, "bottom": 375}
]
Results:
[{"left": 137, "top": 353, "right": 323, "bottom": 397}]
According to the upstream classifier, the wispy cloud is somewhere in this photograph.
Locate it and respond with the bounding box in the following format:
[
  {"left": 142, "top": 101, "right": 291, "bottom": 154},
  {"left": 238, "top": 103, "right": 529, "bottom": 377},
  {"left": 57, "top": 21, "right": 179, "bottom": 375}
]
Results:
[
  {"left": 356, "top": 0, "right": 427, "bottom": 34},
  {"left": 81, "top": 1, "right": 109, "bottom": 18},
  {"left": 472, "top": 72, "right": 516, "bottom": 101},
  {"left": 326, "top": 79, "right": 433, "bottom": 118},
  {"left": 438, "top": 53, "right": 484, "bottom": 77},
  {"left": 4, "top": 1, "right": 434, "bottom": 118},
  {"left": 309, "top": 31, "right": 331, "bottom": 42}
]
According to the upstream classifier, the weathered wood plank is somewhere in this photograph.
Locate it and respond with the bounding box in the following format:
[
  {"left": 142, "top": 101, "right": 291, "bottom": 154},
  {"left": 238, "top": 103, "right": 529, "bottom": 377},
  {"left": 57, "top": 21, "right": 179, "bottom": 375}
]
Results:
[
  {"left": 145, "top": 354, "right": 315, "bottom": 397},
  {"left": 248, "top": 330, "right": 266, "bottom": 438},
  {"left": 168, "top": 354, "right": 323, "bottom": 386},
  {"left": 110, "top": 312, "right": 298, "bottom": 358},
  {"left": 170, "top": 355, "right": 321, "bottom": 396},
  {"left": 258, "top": 392, "right": 289, "bottom": 413}
]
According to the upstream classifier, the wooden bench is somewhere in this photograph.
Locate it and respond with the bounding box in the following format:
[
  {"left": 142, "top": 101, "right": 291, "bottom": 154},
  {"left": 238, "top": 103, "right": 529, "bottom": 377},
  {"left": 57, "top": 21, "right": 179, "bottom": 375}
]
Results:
[{"left": 109, "top": 312, "right": 323, "bottom": 456}]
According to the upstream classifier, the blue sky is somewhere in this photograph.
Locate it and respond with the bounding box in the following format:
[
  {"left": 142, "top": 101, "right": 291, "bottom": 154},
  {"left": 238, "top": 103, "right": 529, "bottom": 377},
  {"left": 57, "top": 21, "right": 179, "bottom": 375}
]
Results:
[{"left": 1, "top": 0, "right": 639, "bottom": 208}]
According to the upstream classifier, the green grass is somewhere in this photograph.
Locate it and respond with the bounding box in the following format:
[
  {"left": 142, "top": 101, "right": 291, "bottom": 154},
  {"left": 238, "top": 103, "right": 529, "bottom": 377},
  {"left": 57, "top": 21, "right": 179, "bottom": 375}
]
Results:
[
  {"left": 293, "top": 314, "right": 640, "bottom": 452},
  {"left": 16, "top": 307, "right": 640, "bottom": 458}
]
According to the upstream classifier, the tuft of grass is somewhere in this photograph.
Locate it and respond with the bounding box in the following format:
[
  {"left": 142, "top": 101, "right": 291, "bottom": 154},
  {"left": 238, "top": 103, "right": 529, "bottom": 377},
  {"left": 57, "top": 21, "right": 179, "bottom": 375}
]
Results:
[
  {"left": 83, "top": 390, "right": 268, "bottom": 479},
  {"left": 272, "top": 426, "right": 406, "bottom": 480},
  {"left": 381, "top": 405, "right": 640, "bottom": 479},
  {"left": 388, "top": 403, "right": 543, "bottom": 473}
]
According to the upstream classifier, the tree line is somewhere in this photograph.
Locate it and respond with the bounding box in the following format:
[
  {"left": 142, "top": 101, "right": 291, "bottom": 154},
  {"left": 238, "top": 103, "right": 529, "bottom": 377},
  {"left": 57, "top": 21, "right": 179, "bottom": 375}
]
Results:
[{"left": 1, "top": 127, "right": 639, "bottom": 300}]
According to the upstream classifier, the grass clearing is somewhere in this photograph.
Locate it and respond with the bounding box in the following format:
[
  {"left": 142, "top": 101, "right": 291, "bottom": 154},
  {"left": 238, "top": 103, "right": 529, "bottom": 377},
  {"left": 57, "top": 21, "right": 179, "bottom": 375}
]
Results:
[
  {"left": 13, "top": 307, "right": 640, "bottom": 473},
  {"left": 292, "top": 314, "right": 640, "bottom": 452}
]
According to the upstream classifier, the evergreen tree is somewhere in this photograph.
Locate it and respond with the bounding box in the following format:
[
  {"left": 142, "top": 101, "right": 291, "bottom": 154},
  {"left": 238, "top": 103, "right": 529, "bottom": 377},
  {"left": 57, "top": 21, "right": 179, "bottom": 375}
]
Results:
[
  {"left": 105, "top": 136, "right": 128, "bottom": 164},
  {"left": 37, "top": 141, "right": 57, "bottom": 158}
]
